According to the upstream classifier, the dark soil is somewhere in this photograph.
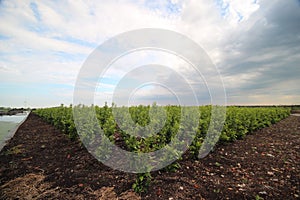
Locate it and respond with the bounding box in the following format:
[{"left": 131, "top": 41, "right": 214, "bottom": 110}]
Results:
[{"left": 0, "top": 113, "right": 299, "bottom": 199}]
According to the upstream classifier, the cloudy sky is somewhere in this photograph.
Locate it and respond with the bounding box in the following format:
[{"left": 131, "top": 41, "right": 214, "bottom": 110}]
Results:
[{"left": 0, "top": 0, "right": 299, "bottom": 107}]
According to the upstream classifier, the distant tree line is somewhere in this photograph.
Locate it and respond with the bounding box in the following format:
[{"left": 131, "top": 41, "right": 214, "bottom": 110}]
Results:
[{"left": 0, "top": 107, "right": 29, "bottom": 116}]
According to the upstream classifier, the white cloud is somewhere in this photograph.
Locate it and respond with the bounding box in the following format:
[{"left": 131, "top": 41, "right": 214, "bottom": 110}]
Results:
[
  {"left": 222, "top": 0, "right": 260, "bottom": 24},
  {"left": 0, "top": 0, "right": 299, "bottom": 107}
]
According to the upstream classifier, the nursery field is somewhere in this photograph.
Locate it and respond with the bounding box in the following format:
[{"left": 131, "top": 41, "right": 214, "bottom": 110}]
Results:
[{"left": 0, "top": 105, "right": 299, "bottom": 199}]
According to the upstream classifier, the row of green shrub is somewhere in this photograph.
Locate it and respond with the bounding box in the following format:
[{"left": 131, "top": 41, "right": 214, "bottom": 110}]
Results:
[{"left": 34, "top": 104, "right": 290, "bottom": 157}]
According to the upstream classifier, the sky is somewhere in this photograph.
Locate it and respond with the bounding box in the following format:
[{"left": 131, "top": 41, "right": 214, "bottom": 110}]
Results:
[{"left": 0, "top": 0, "right": 300, "bottom": 107}]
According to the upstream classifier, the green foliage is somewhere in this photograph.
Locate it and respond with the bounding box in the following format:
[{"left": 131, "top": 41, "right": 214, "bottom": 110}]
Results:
[
  {"left": 255, "top": 194, "right": 264, "bottom": 200},
  {"left": 163, "top": 162, "right": 181, "bottom": 172},
  {"left": 34, "top": 104, "right": 290, "bottom": 193},
  {"left": 220, "top": 106, "right": 290, "bottom": 143},
  {"left": 132, "top": 172, "right": 152, "bottom": 193},
  {"left": 34, "top": 104, "right": 77, "bottom": 140},
  {"left": 34, "top": 105, "right": 290, "bottom": 156}
]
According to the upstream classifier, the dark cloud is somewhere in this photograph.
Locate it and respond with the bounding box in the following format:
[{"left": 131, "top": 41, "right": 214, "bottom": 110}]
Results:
[{"left": 220, "top": 0, "right": 300, "bottom": 103}]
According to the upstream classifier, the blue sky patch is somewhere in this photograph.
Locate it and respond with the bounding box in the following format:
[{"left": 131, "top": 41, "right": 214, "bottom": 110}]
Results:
[
  {"left": 143, "top": 0, "right": 182, "bottom": 16},
  {"left": 30, "top": 2, "right": 41, "bottom": 21},
  {"left": 51, "top": 51, "right": 87, "bottom": 62},
  {"left": 214, "top": 0, "right": 230, "bottom": 17},
  {"left": 52, "top": 36, "right": 97, "bottom": 48},
  {"left": 0, "top": 34, "right": 10, "bottom": 40}
]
